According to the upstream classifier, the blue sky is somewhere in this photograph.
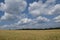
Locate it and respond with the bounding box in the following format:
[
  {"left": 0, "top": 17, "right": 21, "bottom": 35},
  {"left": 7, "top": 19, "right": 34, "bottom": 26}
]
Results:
[{"left": 0, "top": 0, "right": 60, "bottom": 29}]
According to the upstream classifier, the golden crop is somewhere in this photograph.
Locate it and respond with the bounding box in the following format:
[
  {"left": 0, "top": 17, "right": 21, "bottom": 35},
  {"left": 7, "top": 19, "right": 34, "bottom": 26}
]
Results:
[{"left": 0, "top": 30, "right": 60, "bottom": 40}]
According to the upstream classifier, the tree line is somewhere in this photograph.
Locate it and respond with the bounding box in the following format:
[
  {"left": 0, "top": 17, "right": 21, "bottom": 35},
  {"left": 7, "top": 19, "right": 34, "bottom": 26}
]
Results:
[{"left": 15, "top": 27, "right": 60, "bottom": 30}]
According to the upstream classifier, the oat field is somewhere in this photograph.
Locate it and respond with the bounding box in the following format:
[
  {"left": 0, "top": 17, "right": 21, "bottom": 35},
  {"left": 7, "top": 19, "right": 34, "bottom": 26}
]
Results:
[{"left": 0, "top": 30, "right": 60, "bottom": 40}]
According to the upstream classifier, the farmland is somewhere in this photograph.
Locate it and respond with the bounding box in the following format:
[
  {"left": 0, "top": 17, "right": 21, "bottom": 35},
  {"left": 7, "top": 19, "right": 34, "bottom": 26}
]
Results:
[{"left": 0, "top": 30, "right": 60, "bottom": 40}]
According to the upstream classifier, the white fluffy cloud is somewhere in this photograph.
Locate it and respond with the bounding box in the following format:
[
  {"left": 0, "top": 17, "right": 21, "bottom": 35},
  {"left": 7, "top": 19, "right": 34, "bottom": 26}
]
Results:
[
  {"left": 0, "top": 0, "right": 27, "bottom": 26},
  {"left": 16, "top": 16, "right": 50, "bottom": 26},
  {"left": 0, "top": 0, "right": 27, "bottom": 21},
  {"left": 29, "top": 0, "right": 58, "bottom": 16},
  {"left": 1, "top": 12, "right": 17, "bottom": 21},
  {"left": 5, "top": 0, "right": 27, "bottom": 15},
  {"left": 17, "top": 18, "right": 32, "bottom": 24},
  {"left": 48, "top": 4, "right": 60, "bottom": 15},
  {"left": 0, "top": 2, "right": 5, "bottom": 11},
  {"left": 0, "top": 0, "right": 60, "bottom": 29},
  {"left": 53, "top": 15, "right": 60, "bottom": 22},
  {"left": 36, "top": 16, "right": 50, "bottom": 22},
  {"left": 29, "top": 1, "right": 42, "bottom": 16},
  {"left": 0, "top": 0, "right": 28, "bottom": 29}
]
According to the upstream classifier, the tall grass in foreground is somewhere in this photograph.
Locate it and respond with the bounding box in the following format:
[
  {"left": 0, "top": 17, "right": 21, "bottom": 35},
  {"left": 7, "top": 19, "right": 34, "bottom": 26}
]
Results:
[{"left": 0, "top": 30, "right": 60, "bottom": 40}]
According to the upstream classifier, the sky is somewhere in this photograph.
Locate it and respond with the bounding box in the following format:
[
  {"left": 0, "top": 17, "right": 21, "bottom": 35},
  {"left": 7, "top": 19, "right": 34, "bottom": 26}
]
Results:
[{"left": 0, "top": 0, "right": 60, "bottom": 29}]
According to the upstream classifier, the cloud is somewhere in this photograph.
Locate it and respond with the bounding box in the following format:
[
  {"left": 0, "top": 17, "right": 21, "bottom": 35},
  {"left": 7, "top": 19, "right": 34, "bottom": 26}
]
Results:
[
  {"left": 14, "top": 16, "right": 50, "bottom": 27},
  {"left": 29, "top": 1, "right": 42, "bottom": 16},
  {"left": 51, "top": 4, "right": 60, "bottom": 15},
  {"left": 46, "top": 0, "right": 56, "bottom": 3},
  {"left": 17, "top": 18, "right": 32, "bottom": 25},
  {"left": 0, "top": 0, "right": 60, "bottom": 29},
  {"left": 53, "top": 15, "right": 60, "bottom": 22},
  {"left": 0, "top": 0, "right": 27, "bottom": 21},
  {"left": 16, "top": 16, "right": 50, "bottom": 25},
  {"left": 36, "top": 16, "right": 50, "bottom": 22},
  {"left": 0, "top": 0, "right": 27, "bottom": 26},
  {"left": 0, "top": 2, "right": 5, "bottom": 11},
  {"left": 5, "top": 0, "right": 27, "bottom": 15},
  {"left": 0, "top": 0, "right": 28, "bottom": 27},
  {"left": 0, "top": 16, "right": 50, "bottom": 29},
  {"left": 29, "top": 0, "right": 57, "bottom": 16},
  {"left": 1, "top": 12, "right": 17, "bottom": 21}
]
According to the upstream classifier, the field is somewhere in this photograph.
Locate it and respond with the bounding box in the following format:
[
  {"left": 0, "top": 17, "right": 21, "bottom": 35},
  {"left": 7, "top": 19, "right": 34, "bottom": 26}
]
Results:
[{"left": 0, "top": 30, "right": 60, "bottom": 40}]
